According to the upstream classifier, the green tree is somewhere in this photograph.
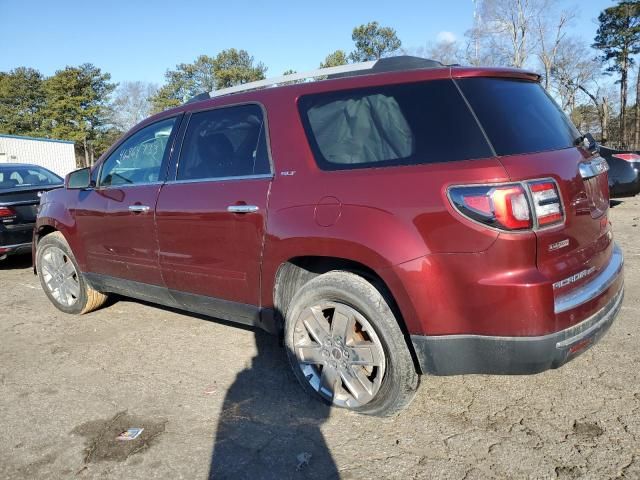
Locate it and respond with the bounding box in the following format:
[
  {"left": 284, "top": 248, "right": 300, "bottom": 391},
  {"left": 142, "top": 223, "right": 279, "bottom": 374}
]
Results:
[
  {"left": 214, "top": 48, "right": 267, "bottom": 89},
  {"left": 91, "top": 126, "right": 124, "bottom": 160},
  {"left": 279, "top": 69, "right": 303, "bottom": 86},
  {"left": 320, "top": 50, "right": 349, "bottom": 68},
  {"left": 349, "top": 22, "right": 402, "bottom": 62},
  {"left": 0, "top": 67, "right": 46, "bottom": 136},
  {"left": 593, "top": 1, "right": 640, "bottom": 147},
  {"left": 150, "top": 49, "right": 267, "bottom": 113},
  {"left": 43, "top": 63, "right": 116, "bottom": 167}
]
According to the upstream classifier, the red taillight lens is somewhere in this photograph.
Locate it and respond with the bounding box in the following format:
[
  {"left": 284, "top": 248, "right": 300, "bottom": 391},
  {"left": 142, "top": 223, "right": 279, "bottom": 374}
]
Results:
[
  {"left": 528, "top": 181, "right": 563, "bottom": 226},
  {"left": 449, "top": 179, "right": 564, "bottom": 231},
  {"left": 0, "top": 206, "right": 16, "bottom": 218},
  {"left": 449, "top": 184, "right": 532, "bottom": 231},
  {"left": 491, "top": 186, "right": 531, "bottom": 229},
  {"left": 612, "top": 153, "right": 640, "bottom": 163}
]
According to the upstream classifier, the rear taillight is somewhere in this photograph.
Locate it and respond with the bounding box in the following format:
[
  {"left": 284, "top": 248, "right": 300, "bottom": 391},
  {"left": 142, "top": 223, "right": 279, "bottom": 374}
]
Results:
[
  {"left": 529, "top": 181, "right": 563, "bottom": 226},
  {"left": 449, "top": 184, "right": 532, "bottom": 231},
  {"left": 612, "top": 153, "right": 640, "bottom": 163},
  {"left": 0, "top": 206, "right": 16, "bottom": 219},
  {"left": 449, "top": 179, "right": 564, "bottom": 232}
]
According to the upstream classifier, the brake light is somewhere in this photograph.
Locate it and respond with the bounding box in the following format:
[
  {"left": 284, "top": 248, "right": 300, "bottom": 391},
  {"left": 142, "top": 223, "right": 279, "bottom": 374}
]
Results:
[
  {"left": 449, "top": 179, "right": 564, "bottom": 231},
  {"left": 449, "top": 184, "right": 532, "bottom": 231},
  {"left": 0, "top": 206, "right": 16, "bottom": 219},
  {"left": 612, "top": 153, "right": 640, "bottom": 163},
  {"left": 528, "top": 181, "right": 563, "bottom": 226}
]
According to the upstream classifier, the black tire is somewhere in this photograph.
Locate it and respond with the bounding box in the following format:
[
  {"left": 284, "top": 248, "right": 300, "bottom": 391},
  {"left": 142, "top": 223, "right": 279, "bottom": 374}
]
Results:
[
  {"left": 36, "top": 232, "right": 108, "bottom": 314},
  {"left": 284, "top": 271, "right": 419, "bottom": 416}
]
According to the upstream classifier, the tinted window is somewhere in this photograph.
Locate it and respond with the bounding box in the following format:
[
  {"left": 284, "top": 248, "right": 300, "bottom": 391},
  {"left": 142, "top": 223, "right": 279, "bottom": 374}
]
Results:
[
  {"left": 0, "top": 165, "right": 62, "bottom": 189},
  {"left": 177, "top": 104, "right": 270, "bottom": 181},
  {"left": 298, "top": 80, "right": 493, "bottom": 170},
  {"left": 458, "top": 78, "right": 579, "bottom": 156},
  {"left": 100, "top": 117, "right": 176, "bottom": 187}
]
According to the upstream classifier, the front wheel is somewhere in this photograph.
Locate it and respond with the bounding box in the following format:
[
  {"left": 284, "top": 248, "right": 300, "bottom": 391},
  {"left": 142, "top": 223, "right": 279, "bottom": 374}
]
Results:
[
  {"left": 284, "top": 271, "right": 419, "bottom": 416},
  {"left": 36, "top": 232, "right": 108, "bottom": 314}
]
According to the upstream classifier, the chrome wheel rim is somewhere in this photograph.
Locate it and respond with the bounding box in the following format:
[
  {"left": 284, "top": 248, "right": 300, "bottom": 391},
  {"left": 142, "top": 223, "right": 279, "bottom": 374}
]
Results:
[
  {"left": 293, "top": 301, "right": 386, "bottom": 408},
  {"left": 40, "top": 246, "right": 80, "bottom": 307}
]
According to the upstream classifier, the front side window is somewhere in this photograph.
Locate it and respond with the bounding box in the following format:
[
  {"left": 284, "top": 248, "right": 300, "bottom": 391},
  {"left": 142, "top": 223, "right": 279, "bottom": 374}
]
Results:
[
  {"left": 177, "top": 104, "right": 270, "bottom": 181},
  {"left": 298, "top": 80, "right": 493, "bottom": 170},
  {"left": 100, "top": 117, "right": 177, "bottom": 187}
]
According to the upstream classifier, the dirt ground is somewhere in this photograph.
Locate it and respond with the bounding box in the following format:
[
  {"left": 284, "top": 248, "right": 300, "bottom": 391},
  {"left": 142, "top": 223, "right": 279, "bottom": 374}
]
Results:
[{"left": 1, "top": 199, "right": 639, "bottom": 480}]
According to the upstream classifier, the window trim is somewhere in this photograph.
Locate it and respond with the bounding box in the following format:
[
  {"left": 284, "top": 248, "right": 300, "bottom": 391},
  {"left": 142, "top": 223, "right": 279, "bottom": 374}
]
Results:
[
  {"left": 168, "top": 101, "right": 274, "bottom": 184},
  {"left": 96, "top": 114, "right": 183, "bottom": 190}
]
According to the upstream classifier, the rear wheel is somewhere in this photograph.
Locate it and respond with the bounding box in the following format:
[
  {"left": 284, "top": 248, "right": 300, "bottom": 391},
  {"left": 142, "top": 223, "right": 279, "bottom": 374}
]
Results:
[
  {"left": 36, "top": 232, "right": 108, "bottom": 314},
  {"left": 284, "top": 271, "right": 419, "bottom": 416}
]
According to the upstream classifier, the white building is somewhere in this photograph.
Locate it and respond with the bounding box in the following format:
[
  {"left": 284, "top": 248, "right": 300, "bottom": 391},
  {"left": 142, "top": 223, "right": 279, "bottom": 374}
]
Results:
[{"left": 0, "top": 134, "right": 77, "bottom": 177}]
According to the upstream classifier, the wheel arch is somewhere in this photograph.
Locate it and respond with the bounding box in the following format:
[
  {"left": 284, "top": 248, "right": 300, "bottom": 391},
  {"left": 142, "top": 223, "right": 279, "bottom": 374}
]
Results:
[{"left": 272, "top": 255, "right": 422, "bottom": 372}]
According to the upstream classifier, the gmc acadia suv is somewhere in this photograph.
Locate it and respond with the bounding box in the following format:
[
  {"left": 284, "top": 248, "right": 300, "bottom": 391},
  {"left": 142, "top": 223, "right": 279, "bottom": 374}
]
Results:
[{"left": 34, "top": 57, "right": 624, "bottom": 416}]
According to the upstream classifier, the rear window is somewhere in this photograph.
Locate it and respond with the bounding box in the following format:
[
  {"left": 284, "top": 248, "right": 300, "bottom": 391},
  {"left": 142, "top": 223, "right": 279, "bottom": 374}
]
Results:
[
  {"left": 0, "top": 166, "right": 62, "bottom": 189},
  {"left": 298, "top": 80, "right": 493, "bottom": 170},
  {"left": 457, "top": 77, "right": 579, "bottom": 157}
]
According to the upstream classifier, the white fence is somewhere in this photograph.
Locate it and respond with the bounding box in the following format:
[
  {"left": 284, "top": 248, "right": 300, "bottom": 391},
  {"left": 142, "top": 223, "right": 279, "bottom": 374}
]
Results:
[{"left": 0, "top": 134, "right": 77, "bottom": 177}]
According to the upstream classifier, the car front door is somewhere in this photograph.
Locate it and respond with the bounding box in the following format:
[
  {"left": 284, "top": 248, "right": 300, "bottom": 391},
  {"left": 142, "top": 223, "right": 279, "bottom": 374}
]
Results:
[
  {"left": 155, "top": 104, "right": 272, "bottom": 319},
  {"left": 90, "top": 115, "right": 181, "bottom": 285}
]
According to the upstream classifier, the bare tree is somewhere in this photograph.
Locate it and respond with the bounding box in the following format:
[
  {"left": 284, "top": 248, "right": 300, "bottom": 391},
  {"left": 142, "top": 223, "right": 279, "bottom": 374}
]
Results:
[
  {"left": 470, "top": 0, "right": 548, "bottom": 68},
  {"left": 426, "top": 39, "right": 463, "bottom": 65},
  {"left": 551, "top": 39, "right": 614, "bottom": 143},
  {"left": 403, "top": 40, "right": 463, "bottom": 65},
  {"left": 111, "top": 81, "right": 158, "bottom": 131},
  {"left": 635, "top": 66, "right": 640, "bottom": 148},
  {"left": 536, "top": 8, "right": 574, "bottom": 90}
]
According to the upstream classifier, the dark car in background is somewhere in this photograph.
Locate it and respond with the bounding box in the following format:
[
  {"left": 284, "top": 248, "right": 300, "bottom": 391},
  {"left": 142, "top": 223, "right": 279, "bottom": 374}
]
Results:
[
  {"left": 0, "top": 164, "right": 63, "bottom": 260},
  {"left": 599, "top": 146, "right": 640, "bottom": 198}
]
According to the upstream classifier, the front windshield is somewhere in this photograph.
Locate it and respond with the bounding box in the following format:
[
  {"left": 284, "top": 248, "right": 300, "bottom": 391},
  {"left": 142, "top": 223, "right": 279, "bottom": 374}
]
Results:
[{"left": 0, "top": 165, "right": 63, "bottom": 189}]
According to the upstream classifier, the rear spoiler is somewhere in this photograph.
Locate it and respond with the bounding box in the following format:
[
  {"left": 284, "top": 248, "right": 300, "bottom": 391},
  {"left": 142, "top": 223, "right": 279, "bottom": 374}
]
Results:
[{"left": 451, "top": 67, "right": 541, "bottom": 83}]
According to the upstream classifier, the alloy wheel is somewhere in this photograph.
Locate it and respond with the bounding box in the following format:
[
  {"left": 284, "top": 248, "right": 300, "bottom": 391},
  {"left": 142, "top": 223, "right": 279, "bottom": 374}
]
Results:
[
  {"left": 40, "top": 246, "right": 80, "bottom": 307},
  {"left": 293, "top": 301, "right": 386, "bottom": 408}
]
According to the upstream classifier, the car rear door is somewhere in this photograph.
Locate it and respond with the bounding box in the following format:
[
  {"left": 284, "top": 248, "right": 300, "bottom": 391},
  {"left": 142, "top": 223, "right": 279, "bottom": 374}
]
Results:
[
  {"left": 155, "top": 104, "right": 272, "bottom": 318},
  {"left": 88, "top": 115, "right": 181, "bottom": 285}
]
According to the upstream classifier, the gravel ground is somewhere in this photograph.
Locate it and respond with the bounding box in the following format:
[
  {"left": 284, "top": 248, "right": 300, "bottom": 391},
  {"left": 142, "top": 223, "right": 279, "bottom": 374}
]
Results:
[{"left": 1, "top": 199, "right": 639, "bottom": 480}]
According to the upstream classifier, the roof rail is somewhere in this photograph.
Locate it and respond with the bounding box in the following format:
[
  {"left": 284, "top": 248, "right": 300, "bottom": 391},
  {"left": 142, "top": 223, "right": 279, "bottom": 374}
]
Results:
[
  {"left": 209, "top": 61, "right": 376, "bottom": 98},
  {"left": 199, "top": 56, "right": 448, "bottom": 100}
]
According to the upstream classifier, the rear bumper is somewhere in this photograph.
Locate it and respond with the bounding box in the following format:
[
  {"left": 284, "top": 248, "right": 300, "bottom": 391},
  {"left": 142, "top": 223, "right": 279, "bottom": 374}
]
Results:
[
  {"left": 412, "top": 286, "right": 623, "bottom": 375},
  {"left": 411, "top": 244, "right": 625, "bottom": 375},
  {"left": 1, "top": 222, "right": 35, "bottom": 257},
  {"left": 0, "top": 241, "right": 32, "bottom": 257}
]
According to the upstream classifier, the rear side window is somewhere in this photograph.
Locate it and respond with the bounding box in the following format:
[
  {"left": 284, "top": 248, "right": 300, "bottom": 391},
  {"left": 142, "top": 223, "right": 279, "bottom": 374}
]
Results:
[
  {"left": 298, "top": 80, "right": 493, "bottom": 170},
  {"left": 177, "top": 104, "right": 270, "bottom": 181},
  {"left": 458, "top": 78, "right": 579, "bottom": 157}
]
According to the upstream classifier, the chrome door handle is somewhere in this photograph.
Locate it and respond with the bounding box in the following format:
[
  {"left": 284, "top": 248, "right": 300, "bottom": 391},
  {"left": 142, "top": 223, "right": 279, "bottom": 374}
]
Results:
[
  {"left": 128, "top": 205, "right": 150, "bottom": 213},
  {"left": 227, "top": 205, "right": 259, "bottom": 213}
]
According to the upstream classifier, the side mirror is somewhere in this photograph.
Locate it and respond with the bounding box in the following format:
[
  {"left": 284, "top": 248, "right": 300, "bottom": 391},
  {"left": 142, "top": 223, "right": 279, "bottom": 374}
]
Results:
[{"left": 65, "top": 167, "right": 94, "bottom": 189}]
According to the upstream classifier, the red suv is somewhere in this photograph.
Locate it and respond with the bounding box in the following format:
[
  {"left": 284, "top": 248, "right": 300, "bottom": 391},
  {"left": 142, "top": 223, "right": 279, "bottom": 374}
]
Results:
[{"left": 34, "top": 57, "right": 624, "bottom": 416}]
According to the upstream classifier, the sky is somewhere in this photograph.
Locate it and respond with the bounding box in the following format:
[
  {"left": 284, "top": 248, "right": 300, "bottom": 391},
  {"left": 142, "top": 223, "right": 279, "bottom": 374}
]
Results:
[{"left": 0, "top": 0, "right": 616, "bottom": 86}]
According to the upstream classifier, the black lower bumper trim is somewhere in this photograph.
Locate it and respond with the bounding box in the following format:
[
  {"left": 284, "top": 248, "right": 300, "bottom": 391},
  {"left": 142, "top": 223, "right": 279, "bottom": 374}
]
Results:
[
  {"left": 0, "top": 241, "right": 32, "bottom": 256},
  {"left": 412, "top": 286, "right": 624, "bottom": 375}
]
